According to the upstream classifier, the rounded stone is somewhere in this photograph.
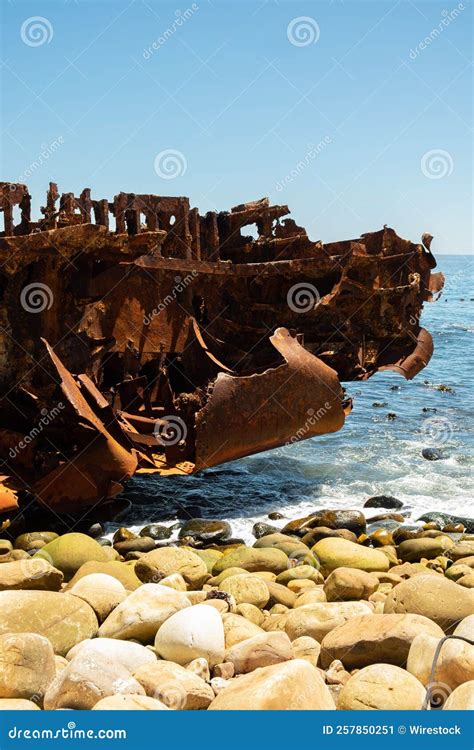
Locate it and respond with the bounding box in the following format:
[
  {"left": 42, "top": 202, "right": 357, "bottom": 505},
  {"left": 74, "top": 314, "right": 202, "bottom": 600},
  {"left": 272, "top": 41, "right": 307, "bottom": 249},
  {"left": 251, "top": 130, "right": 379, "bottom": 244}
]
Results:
[
  {"left": 93, "top": 694, "right": 169, "bottom": 710},
  {"left": 178, "top": 519, "right": 232, "bottom": 544},
  {"left": 212, "top": 546, "right": 289, "bottom": 575},
  {"left": 323, "top": 567, "right": 379, "bottom": 602},
  {"left": 219, "top": 574, "right": 269, "bottom": 608},
  {"left": 284, "top": 601, "right": 373, "bottom": 642},
  {"left": 135, "top": 547, "right": 208, "bottom": 589},
  {"left": 338, "top": 664, "right": 425, "bottom": 710},
  {"left": 34, "top": 533, "right": 111, "bottom": 581},
  {"left": 0, "top": 591, "right": 98, "bottom": 656},
  {"left": 139, "top": 524, "right": 172, "bottom": 541},
  {"left": 320, "top": 613, "right": 444, "bottom": 668},
  {"left": 383, "top": 574, "right": 474, "bottom": 632},
  {"left": 208, "top": 659, "right": 336, "bottom": 710},
  {"left": 68, "top": 573, "right": 126, "bottom": 622},
  {"left": 275, "top": 566, "right": 323, "bottom": 585},
  {"left": 225, "top": 631, "right": 293, "bottom": 673},
  {"left": 155, "top": 603, "right": 225, "bottom": 667},
  {"left": 398, "top": 536, "right": 454, "bottom": 562},
  {"left": 65, "top": 560, "right": 142, "bottom": 591},
  {"left": 222, "top": 613, "right": 264, "bottom": 648},
  {"left": 311, "top": 538, "right": 390, "bottom": 576},
  {"left": 443, "top": 681, "right": 474, "bottom": 710},
  {"left": 66, "top": 638, "right": 157, "bottom": 672},
  {"left": 14, "top": 532, "right": 58, "bottom": 552},
  {"left": 0, "top": 558, "right": 63, "bottom": 591},
  {"left": 364, "top": 495, "right": 403, "bottom": 509},
  {"left": 98, "top": 582, "right": 190, "bottom": 642},
  {"left": 0, "top": 633, "right": 55, "bottom": 702},
  {"left": 44, "top": 653, "right": 145, "bottom": 709}
]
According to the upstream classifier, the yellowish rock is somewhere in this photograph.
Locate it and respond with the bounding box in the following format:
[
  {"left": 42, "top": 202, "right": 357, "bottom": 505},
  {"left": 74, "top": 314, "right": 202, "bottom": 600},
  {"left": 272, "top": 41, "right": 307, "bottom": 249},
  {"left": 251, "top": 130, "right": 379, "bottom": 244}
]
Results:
[
  {"left": 208, "top": 659, "right": 335, "bottom": 709},
  {"left": 338, "top": 664, "right": 425, "bottom": 709}
]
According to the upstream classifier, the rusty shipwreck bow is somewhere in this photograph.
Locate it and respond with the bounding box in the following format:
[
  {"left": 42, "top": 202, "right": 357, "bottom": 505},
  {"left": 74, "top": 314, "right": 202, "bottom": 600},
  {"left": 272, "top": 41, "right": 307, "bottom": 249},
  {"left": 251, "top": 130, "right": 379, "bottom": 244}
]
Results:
[{"left": 0, "top": 183, "right": 443, "bottom": 516}]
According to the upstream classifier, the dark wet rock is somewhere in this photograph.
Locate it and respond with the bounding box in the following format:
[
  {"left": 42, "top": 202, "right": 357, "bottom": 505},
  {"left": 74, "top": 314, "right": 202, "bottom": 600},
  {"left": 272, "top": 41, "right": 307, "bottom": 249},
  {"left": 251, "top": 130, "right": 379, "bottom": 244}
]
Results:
[
  {"left": 301, "top": 526, "right": 358, "bottom": 546},
  {"left": 268, "top": 512, "right": 284, "bottom": 521},
  {"left": 392, "top": 526, "right": 421, "bottom": 543},
  {"left": 366, "top": 512, "right": 406, "bottom": 524},
  {"left": 422, "top": 448, "right": 445, "bottom": 461},
  {"left": 112, "top": 527, "right": 137, "bottom": 544},
  {"left": 390, "top": 385, "right": 400, "bottom": 391},
  {"left": 281, "top": 513, "right": 321, "bottom": 536},
  {"left": 283, "top": 509, "right": 365, "bottom": 537},
  {"left": 176, "top": 505, "right": 203, "bottom": 520},
  {"left": 124, "top": 551, "right": 148, "bottom": 561},
  {"left": 85, "top": 523, "right": 105, "bottom": 539},
  {"left": 178, "top": 519, "right": 232, "bottom": 544},
  {"left": 443, "top": 523, "right": 465, "bottom": 533},
  {"left": 372, "top": 402, "right": 387, "bottom": 408},
  {"left": 369, "top": 529, "right": 394, "bottom": 547},
  {"left": 318, "top": 510, "right": 366, "bottom": 536},
  {"left": 114, "top": 537, "right": 156, "bottom": 554},
  {"left": 252, "top": 522, "right": 281, "bottom": 539},
  {"left": 96, "top": 537, "right": 112, "bottom": 547},
  {"left": 364, "top": 495, "right": 403, "bottom": 510},
  {"left": 417, "top": 512, "right": 474, "bottom": 533},
  {"left": 417, "top": 529, "right": 445, "bottom": 538},
  {"left": 139, "top": 524, "right": 172, "bottom": 541},
  {"left": 14, "top": 532, "right": 59, "bottom": 551},
  {"left": 387, "top": 413, "right": 397, "bottom": 420}
]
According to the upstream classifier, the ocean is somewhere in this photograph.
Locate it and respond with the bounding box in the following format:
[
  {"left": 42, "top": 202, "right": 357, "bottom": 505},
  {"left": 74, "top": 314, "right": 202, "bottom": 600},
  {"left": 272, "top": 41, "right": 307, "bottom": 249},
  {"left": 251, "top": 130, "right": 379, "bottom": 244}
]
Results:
[{"left": 116, "top": 255, "right": 473, "bottom": 542}]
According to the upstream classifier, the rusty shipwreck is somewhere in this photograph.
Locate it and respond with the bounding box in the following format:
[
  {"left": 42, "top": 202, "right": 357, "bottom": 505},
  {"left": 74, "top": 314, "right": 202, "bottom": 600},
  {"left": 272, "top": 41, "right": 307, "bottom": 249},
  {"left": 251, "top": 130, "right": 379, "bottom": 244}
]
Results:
[{"left": 0, "top": 182, "right": 444, "bottom": 519}]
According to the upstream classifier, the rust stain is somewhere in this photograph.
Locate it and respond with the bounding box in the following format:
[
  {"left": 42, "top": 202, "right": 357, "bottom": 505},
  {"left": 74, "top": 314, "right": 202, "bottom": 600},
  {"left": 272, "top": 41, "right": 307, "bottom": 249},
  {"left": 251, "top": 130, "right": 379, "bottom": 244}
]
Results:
[{"left": 0, "top": 182, "right": 443, "bottom": 518}]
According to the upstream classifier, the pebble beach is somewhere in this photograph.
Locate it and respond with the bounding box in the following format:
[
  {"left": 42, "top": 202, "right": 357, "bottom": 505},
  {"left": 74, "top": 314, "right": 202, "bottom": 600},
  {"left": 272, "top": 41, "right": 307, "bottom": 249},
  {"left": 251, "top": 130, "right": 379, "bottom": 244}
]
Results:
[{"left": 0, "top": 504, "right": 473, "bottom": 711}]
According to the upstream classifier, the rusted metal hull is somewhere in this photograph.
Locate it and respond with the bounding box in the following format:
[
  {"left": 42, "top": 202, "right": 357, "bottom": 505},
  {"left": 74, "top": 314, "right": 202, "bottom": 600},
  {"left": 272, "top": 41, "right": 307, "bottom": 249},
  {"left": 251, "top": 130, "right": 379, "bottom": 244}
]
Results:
[{"left": 0, "top": 182, "right": 443, "bottom": 519}]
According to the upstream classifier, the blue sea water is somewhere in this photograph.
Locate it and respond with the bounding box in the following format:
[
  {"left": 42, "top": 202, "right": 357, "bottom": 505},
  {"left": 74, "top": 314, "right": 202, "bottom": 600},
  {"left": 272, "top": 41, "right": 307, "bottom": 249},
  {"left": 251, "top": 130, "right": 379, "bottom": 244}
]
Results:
[{"left": 118, "top": 255, "right": 473, "bottom": 541}]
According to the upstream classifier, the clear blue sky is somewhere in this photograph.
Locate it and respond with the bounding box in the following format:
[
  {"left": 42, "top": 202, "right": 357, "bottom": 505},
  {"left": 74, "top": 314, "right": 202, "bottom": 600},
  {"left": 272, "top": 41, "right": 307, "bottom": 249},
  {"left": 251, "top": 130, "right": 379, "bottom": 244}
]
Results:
[{"left": 1, "top": 0, "right": 472, "bottom": 254}]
